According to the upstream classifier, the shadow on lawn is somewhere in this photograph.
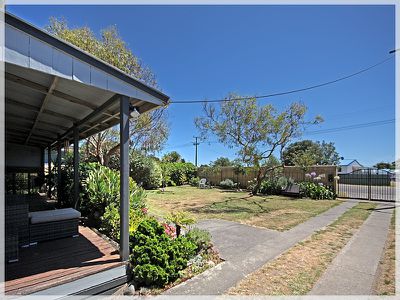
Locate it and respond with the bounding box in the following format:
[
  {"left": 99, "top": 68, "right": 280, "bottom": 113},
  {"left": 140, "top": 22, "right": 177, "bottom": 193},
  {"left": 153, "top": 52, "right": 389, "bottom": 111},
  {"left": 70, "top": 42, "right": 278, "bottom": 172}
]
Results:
[
  {"left": 187, "top": 196, "right": 274, "bottom": 215},
  {"left": 218, "top": 189, "right": 251, "bottom": 194}
]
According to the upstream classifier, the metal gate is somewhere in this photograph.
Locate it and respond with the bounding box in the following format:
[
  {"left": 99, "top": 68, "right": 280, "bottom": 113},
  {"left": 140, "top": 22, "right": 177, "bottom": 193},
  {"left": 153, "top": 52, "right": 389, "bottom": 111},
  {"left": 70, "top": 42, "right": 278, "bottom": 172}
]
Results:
[{"left": 337, "top": 168, "right": 395, "bottom": 201}]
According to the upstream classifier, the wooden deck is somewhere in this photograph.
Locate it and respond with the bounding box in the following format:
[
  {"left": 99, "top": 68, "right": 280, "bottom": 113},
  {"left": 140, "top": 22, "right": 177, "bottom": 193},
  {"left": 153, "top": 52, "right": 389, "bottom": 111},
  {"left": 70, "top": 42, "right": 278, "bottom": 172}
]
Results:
[{"left": 5, "top": 226, "right": 123, "bottom": 295}]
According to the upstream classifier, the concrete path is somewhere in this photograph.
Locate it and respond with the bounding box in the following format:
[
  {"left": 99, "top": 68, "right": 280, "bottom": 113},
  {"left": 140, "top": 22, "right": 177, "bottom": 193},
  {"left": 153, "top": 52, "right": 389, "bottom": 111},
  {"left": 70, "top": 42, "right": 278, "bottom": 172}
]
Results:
[
  {"left": 310, "top": 204, "right": 394, "bottom": 295},
  {"left": 164, "top": 201, "right": 357, "bottom": 295}
]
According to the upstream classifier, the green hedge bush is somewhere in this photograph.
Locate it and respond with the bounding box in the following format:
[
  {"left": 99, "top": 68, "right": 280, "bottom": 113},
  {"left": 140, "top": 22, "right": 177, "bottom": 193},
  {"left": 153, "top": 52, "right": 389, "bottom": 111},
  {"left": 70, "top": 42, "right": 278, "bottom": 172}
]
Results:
[
  {"left": 299, "top": 182, "right": 336, "bottom": 200},
  {"left": 219, "top": 178, "right": 236, "bottom": 189},
  {"left": 186, "top": 228, "right": 212, "bottom": 251},
  {"left": 247, "top": 176, "right": 290, "bottom": 195},
  {"left": 130, "top": 154, "right": 163, "bottom": 189},
  {"left": 129, "top": 218, "right": 196, "bottom": 287},
  {"left": 80, "top": 162, "right": 147, "bottom": 240},
  {"left": 161, "top": 162, "right": 197, "bottom": 186},
  {"left": 189, "top": 177, "right": 200, "bottom": 187}
]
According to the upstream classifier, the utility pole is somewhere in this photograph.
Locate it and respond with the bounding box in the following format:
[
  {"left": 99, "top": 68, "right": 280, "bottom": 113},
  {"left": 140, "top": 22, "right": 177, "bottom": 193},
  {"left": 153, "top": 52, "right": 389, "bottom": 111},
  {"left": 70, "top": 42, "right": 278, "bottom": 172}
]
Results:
[{"left": 193, "top": 136, "right": 200, "bottom": 167}]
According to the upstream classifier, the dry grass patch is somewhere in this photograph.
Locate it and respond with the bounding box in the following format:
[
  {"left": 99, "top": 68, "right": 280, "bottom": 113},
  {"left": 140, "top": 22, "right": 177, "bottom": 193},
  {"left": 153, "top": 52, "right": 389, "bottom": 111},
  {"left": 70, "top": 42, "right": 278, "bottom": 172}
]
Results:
[
  {"left": 227, "top": 202, "right": 377, "bottom": 295},
  {"left": 374, "top": 212, "right": 395, "bottom": 295},
  {"left": 147, "top": 186, "right": 341, "bottom": 231}
]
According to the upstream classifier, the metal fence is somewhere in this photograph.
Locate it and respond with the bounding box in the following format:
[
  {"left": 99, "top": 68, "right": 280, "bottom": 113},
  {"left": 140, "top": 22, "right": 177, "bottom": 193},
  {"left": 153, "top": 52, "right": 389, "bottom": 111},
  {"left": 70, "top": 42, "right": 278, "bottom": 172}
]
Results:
[{"left": 337, "top": 168, "right": 395, "bottom": 202}]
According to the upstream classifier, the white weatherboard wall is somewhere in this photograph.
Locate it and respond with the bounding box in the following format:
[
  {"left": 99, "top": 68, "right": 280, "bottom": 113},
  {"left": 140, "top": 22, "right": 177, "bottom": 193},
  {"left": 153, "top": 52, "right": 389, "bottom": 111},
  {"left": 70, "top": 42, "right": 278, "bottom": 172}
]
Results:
[
  {"left": 6, "top": 143, "right": 41, "bottom": 168},
  {"left": 5, "top": 24, "right": 163, "bottom": 105}
]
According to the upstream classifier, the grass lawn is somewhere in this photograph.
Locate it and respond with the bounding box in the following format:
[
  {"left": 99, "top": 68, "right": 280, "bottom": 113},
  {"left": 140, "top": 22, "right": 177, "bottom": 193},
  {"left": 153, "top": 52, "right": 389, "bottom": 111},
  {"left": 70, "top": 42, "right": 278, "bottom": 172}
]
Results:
[
  {"left": 227, "top": 202, "right": 377, "bottom": 295},
  {"left": 146, "top": 185, "right": 342, "bottom": 231},
  {"left": 374, "top": 213, "right": 395, "bottom": 295}
]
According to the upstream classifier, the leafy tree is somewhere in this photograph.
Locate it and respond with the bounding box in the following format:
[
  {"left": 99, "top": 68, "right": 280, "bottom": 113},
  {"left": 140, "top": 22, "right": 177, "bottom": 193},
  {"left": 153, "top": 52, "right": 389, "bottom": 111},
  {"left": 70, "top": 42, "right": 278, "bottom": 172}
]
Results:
[
  {"left": 47, "top": 18, "right": 169, "bottom": 167},
  {"left": 373, "top": 162, "right": 395, "bottom": 170},
  {"left": 162, "top": 151, "right": 184, "bottom": 163},
  {"left": 84, "top": 108, "right": 169, "bottom": 166},
  {"left": 292, "top": 148, "right": 320, "bottom": 171},
  {"left": 211, "top": 157, "right": 233, "bottom": 167},
  {"left": 47, "top": 17, "right": 156, "bottom": 85},
  {"left": 129, "top": 153, "right": 163, "bottom": 189},
  {"left": 282, "top": 140, "right": 321, "bottom": 166},
  {"left": 319, "top": 141, "right": 341, "bottom": 165},
  {"left": 195, "top": 94, "right": 322, "bottom": 194},
  {"left": 282, "top": 140, "right": 340, "bottom": 167}
]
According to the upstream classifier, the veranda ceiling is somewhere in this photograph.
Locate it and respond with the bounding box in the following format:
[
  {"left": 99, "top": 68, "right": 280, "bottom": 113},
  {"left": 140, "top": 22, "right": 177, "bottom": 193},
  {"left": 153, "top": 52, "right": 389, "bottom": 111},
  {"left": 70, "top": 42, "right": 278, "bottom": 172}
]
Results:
[{"left": 5, "top": 12, "right": 169, "bottom": 148}]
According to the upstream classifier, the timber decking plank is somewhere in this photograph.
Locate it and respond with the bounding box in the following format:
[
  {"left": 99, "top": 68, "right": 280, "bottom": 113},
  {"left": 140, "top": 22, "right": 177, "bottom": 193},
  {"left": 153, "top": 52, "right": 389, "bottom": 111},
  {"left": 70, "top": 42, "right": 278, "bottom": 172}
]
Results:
[
  {"left": 7, "top": 260, "right": 123, "bottom": 294},
  {"left": 6, "top": 242, "right": 118, "bottom": 278},
  {"left": 6, "top": 252, "right": 120, "bottom": 287},
  {"left": 5, "top": 226, "right": 123, "bottom": 295}
]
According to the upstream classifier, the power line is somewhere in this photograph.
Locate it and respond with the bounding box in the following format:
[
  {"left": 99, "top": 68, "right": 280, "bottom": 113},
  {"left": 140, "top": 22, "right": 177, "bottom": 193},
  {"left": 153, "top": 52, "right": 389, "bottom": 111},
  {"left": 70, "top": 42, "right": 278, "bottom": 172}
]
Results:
[
  {"left": 170, "top": 55, "right": 394, "bottom": 104},
  {"left": 163, "top": 142, "right": 192, "bottom": 150},
  {"left": 161, "top": 119, "right": 395, "bottom": 150},
  {"left": 304, "top": 119, "right": 395, "bottom": 135},
  {"left": 323, "top": 104, "right": 392, "bottom": 121}
]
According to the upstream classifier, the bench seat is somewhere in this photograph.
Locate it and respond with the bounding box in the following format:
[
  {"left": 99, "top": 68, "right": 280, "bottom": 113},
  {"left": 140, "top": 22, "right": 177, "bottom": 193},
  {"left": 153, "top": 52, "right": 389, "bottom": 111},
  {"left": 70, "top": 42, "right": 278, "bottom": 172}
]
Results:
[
  {"left": 29, "top": 208, "right": 81, "bottom": 224},
  {"left": 29, "top": 208, "right": 81, "bottom": 244}
]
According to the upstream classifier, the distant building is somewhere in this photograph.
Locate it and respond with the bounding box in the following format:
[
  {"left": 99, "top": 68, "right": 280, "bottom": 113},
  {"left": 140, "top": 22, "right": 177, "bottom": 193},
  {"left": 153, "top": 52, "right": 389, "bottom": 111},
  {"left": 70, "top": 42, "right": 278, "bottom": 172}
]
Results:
[{"left": 338, "top": 159, "right": 364, "bottom": 174}]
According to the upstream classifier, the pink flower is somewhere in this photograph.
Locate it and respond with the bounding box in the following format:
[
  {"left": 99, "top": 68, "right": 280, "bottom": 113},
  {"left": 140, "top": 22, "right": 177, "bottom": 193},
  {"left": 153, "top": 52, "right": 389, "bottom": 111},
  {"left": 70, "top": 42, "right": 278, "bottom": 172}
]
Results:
[
  {"left": 141, "top": 207, "right": 148, "bottom": 214},
  {"left": 162, "top": 223, "right": 176, "bottom": 238}
]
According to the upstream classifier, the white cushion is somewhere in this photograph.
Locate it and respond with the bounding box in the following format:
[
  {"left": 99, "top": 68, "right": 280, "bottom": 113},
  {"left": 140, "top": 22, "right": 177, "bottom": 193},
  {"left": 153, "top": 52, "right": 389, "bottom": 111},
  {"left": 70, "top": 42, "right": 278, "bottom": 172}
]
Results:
[{"left": 29, "top": 208, "right": 81, "bottom": 224}]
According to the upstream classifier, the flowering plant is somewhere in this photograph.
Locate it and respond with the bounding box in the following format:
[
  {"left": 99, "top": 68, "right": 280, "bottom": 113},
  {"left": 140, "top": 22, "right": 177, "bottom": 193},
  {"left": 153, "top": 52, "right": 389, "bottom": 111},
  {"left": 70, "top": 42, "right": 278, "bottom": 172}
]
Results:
[
  {"left": 306, "top": 171, "right": 324, "bottom": 182},
  {"left": 162, "top": 222, "right": 176, "bottom": 238}
]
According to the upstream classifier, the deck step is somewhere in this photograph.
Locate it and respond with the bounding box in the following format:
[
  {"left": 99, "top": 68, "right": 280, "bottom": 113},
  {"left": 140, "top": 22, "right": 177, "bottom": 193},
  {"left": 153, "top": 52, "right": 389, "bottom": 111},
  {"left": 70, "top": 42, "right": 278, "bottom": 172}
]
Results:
[{"left": 27, "top": 265, "right": 128, "bottom": 299}]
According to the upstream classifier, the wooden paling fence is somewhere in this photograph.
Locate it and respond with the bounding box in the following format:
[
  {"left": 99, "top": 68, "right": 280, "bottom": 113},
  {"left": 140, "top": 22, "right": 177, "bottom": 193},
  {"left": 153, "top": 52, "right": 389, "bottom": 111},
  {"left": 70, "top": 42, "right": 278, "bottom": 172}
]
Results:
[{"left": 198, "top": 165, "right": 338, "bottom": 190}]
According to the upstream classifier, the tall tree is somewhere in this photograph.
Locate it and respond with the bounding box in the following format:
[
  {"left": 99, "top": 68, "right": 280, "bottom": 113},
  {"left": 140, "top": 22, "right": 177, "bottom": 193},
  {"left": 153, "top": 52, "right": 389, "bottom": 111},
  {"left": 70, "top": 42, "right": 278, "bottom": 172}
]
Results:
[
  {"left": 162, "top": 151, "right": 184, "bottom": 163},
  {"left": 282, "top": 140, "right": 340, "bottom": 167},
  {"left": 282, "top": 140, "right": 321, "bottom": 166},
  {"left": 47, "top": 17, "right": 156, "bottom": 85},
  {"left": 84, "top": 108, "right": 169, "bottom": 166},
  {"left": 373, "top": 162, "right": 395, "bottom": 170},
  {"left": 211, "top": 157, "right": 233, "bottom": 167},
  {"left": 47, "top": 18, "right": 169, "bottom": 166},
  {"left": 195, "top": 94, "right": 322, "bottom": 194},
  {"left": 319, "top": 141, "right": 341, "bottom": 165}
]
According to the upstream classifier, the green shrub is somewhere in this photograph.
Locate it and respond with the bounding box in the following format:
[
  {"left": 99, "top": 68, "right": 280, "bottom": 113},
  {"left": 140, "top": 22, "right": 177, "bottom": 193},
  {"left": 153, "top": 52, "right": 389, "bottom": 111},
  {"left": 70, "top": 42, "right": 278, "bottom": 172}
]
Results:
[
  {"left": 246, "top": 176, "right": 289, "bottom": 195},
  {"left": 299, "top": 182, "right": 336, "bottom": 200},
  {"left": 259, "top": 179, "right": 280, "bottom": 195},
  {"left": 258, "top": 176, "right": 288, "bottom": 195},
  {"left": 219, "top": 178, "right": 236, "bottom": 189},
  {"left": 129, "top": 218, "right": 196, "bottom": 287},
  {"left": 101, "top": 188, "right": 148, "bottom": 241},
  {"left": 53, "top": 152, "right": 89, "bottom": 208},
  {"left": 189, "top": 177, "right": 200, "bottom": 187},
  {"left": 82, "top": 163, "right": 121, "bottom": 214},
  {"left": 130, "top": 154, "right": 163, "bottom": 189},
  {"left": 80, "top": 162, "right": 147, "bottom": 238},
  {"left": 165, "top": 211, "right": 196, "bottom": 237},
  {"left": 161, "top": 162, "right": 197, "bottom": 186},
  {"left": 55, "top": 161, "right": 147, "bottom": 241},
  {"left": 186, "top": 228, "right": 211, "bottom": 251}
]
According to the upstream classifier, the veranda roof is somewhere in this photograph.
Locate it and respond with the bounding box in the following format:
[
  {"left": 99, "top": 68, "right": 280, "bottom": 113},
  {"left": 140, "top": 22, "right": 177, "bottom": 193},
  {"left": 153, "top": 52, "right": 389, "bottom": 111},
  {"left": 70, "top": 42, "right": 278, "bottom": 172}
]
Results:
[{"left": 5, "top": 12, "right": 169, "bottom": 148}]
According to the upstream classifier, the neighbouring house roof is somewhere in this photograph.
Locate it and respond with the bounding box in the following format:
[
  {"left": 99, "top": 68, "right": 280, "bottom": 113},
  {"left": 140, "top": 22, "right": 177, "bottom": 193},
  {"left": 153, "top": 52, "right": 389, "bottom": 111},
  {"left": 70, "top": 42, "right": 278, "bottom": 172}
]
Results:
[
  {"left": 340, "top": 159, "right": 364, "bottom": 167},
  {"left": 5, "top": 12, "right": 169, "bottom": 149}
]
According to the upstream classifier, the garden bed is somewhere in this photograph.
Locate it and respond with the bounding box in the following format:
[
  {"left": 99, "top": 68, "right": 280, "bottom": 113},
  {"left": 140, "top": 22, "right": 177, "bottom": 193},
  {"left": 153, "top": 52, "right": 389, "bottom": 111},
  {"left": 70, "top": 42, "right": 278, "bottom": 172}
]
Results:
[{"left": 132, "top": 248, "right": 223, "bottom": 295}]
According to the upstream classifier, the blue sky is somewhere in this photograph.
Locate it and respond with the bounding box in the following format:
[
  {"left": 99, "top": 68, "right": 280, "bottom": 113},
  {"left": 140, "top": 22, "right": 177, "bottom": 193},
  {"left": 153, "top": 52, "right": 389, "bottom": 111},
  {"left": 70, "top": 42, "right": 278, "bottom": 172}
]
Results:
[{"left": 7, "top": 5, "right": 395, "bottom": 167}]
